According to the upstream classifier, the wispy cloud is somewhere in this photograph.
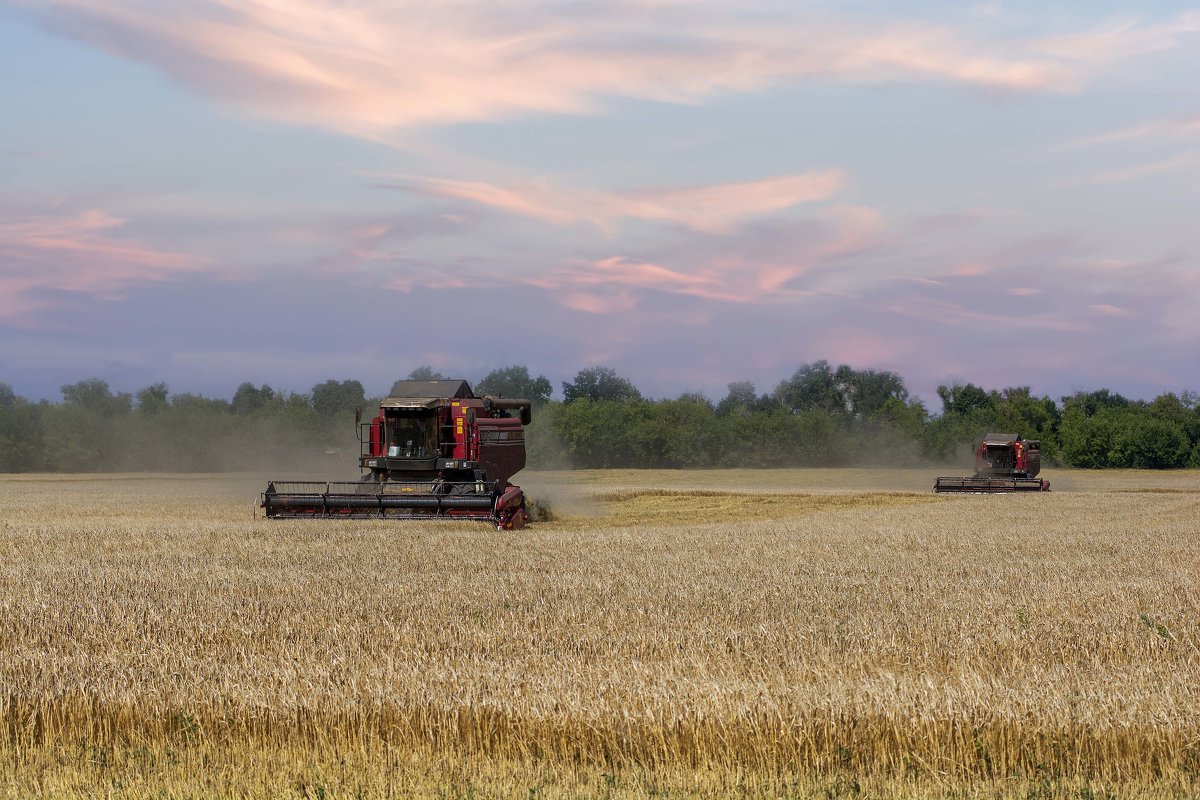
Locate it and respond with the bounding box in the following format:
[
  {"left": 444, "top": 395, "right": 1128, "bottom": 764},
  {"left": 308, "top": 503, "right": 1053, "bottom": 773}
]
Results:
[
  {"left": 312, "top": 178, "right": 888, "bottom": 313},
  {"left": 531, "top": 255, "right": 829, "bottom": 308},
  {"left": 399, "top": 170, "right": 843, "bottom": 233},
  {"left": 883, "top": 295, "right": 1088, "bottom": 333},
  {"left": 1033, "top": 13, "right": 1200, "bottom": 62},
  {"left": 0, "top": 208, "right": 199, "bottom": 320},
  {"left": 1087, "top": 303, "right": 1132, "bottom": 317},
  {"left": 1089, "top": 151, "right": 1197, "bottom": 183},
  {"left": 15, "top": 1, "right": 1181, "bottom": 137},
  {"left": 1067, "top": 113, "right": 1200, "bottom": 148},
  {"left": 1053, "top": 110, "right": 1200, "bottom": 184},
  {"left": 515, "top": 206, "right": 881, "bottom": 312}
]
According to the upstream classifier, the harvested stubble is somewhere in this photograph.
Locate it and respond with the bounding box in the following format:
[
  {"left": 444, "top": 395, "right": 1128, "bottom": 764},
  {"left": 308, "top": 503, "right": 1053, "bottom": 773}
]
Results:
[{"left": 1, "top": 471, "right": 1198, "bottom": 798}]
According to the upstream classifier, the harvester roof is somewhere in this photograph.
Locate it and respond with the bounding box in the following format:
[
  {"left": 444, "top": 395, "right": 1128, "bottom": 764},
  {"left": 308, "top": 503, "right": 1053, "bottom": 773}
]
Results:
[
  {"left": 387, "top": 379, "right": 473, "bottom": 399},
  {"left": 981, "top": 432, "right": 1020, "bottom": 445},
  {"left": 381, "top": 379, "right": 474, "bottom": 410}
]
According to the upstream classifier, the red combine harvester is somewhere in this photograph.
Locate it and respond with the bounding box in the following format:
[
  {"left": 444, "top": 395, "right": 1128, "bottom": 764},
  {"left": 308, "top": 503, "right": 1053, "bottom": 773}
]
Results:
[
  {"left": 261, "top": 380, "right": 532, "bottom": 528},
  {"left": 934, "top": 433, "right": 1050, "bottom": 493}
]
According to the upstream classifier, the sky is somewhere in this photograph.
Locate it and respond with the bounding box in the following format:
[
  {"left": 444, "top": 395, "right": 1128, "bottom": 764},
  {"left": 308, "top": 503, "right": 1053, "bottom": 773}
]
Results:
[{"left": 1, "top": 1, "right": 1197, "bottom": 407}]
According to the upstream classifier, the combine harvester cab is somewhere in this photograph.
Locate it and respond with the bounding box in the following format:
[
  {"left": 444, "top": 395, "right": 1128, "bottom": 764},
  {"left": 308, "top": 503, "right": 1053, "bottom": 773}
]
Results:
[
  {"left": 262, "top": 380, "right": 532, "bottom": 528},
  {"left": 934, "top": 433, "right": 1050, "bottom": 494}
]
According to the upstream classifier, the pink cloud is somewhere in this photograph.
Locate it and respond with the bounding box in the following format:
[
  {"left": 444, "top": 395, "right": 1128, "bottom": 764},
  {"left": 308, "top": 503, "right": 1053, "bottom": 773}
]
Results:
[
  {"left": 1087, "top": 303, "right": 1132, "bottom": 317},
  {"left": 589, "top": 257, "right": 706, "bottom": 289},
  {"left": 1007, "top": 287, "right": 1041, "bottom": 296},
  {"left": 410, "top": 178, "right": 581, "bottom": 227},
  {"left": 1066, "top": 113, "right": 1200, "bottom": 148},
  {"left": 19, "top": 2, "right": 1163, "bottom": 137},
  {"left": 840, "top": 26, "right": 1069, "bottom": 90},
  {"left": 524, "top": 247, "right": 856, "bottom": 311},
  {"left": 0, "top": 209, "right": 200, "bottom": 320},
  {"left": 325, "top": 194, "right": 886, "bottom": 312},
  {"left": 528, "top": 257, "right": 729, "bottom": 307},
  {"left": 407, "top": 170, "right": 843, "bottom": 233}
]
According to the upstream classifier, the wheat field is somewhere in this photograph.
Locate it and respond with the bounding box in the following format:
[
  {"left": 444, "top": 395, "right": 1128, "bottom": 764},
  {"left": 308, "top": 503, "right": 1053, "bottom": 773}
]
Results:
[{"left": 1, "top": 468, "right": 1198, "bottom": 798}]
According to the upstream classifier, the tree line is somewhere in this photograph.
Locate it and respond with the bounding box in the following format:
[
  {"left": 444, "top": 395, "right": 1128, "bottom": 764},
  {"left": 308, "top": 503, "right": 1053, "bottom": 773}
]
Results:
[{"left": 1, "top": 362, "right": 1197, "bottom": 473}]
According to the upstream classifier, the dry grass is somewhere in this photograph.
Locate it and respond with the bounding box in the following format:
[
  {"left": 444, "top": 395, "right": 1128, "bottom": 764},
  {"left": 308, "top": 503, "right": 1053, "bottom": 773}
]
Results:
[{"left": 1, "top": 468, "right": 1198, "bottom": 798}]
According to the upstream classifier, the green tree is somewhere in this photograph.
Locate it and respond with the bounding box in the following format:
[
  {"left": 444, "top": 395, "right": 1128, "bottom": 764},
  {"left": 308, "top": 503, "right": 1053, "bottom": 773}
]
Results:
[
  {"left": 171, "top": 393, "right": 231, "bottom": 413},
  {"left": 561, "top": 367, "right": 641, "bottom": 403},
  {"left": 552, "top": 398, "right": 637, "bottom": 467},
  {"left": 61, "top": 378, "right": 132, "bottom": 417},
  {"left": 775, "top": 361, "right": 846, "bottom": 416},
  {"left": 231, "top": 382, "right": 275, "bottom": 415},
  {"left": 0, "top": 396, "right": 48, "bottom": 471},
  {"left": 716, "top": 381, "right": 774, "bottom": 417},
  {"left": 1113, "top": 415, "right": 1190, "bottom": 468},
  {"left": 630, "top": 397, "right": 721, "bottom": 467},
  {"left": 1146, "top": 392, "right": 1200, "bottom": 446},
  {"left": 1061, "top": 407, "right": 1189, "bottom": 469},
  {"left": 937, "top": 383, "right": 994, "bottom": 417},
  {"left": 407, "top": 366, "right": 446, "bottom": 381},
  {"left": 873, "top": 396, "right": 928, "bottom": 438},
  {"left": 1062, "top": 389, "right": 1131, "bottom": 417},
  {"left": 924, "top": 383, "right": 1010, "bottom": 462},
  {"left": 674, "top": 391, "right": 713, "bottom": 408},
  {"left": 136, "top": 383, "right": 170, "bottom": 415},
  {"left": 989, "top": 387, "right": 1061, "bottom": 459},
  {"left": 311, "top": 379, "right": 366, "bottom": 418},
  {"left": 476, "top": 366, "right": 553, "bottom": 406},
  {"left": 1059, "top": 407, "right": 1116, "bottom": 468},
  {"left": 837, "top": 366, "right": 908, "bottom": 419}
]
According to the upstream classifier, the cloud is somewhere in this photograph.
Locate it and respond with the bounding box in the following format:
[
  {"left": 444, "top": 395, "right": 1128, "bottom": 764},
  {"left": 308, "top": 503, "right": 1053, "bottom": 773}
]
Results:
[
  {"left": 1087, "top": 303, "right": 1132, "bottom": 317},
  {"left": 867, "top": 243, "right": 1190, "bottom": 363},
  {"left": 1089, "top": 151, "right": 1197, "bottom": 183},
  {"left": 883, "top": 295, "right": 1087, "bottom": 333},
  {"left": 520, "top": 249, "right": 858, "bottom": 313},
  {"left": 1033, "top": 13, "right": 1200, "bottom": 62},
  {"left": 812, "top": 204, "right": 885, "bottom": 258},
  {"left": 492, "top": 199, "right": 887, "bottom": 312},
  {"left": 0, "top": 207, "right": 199, "bottom": 320},
  {"left": 310, "top": 185, "right": 892, "bottom": 314},
  {"left": 400, "top": 170, "right": 843, "bottom": 233},
  {"left": 560, "top": 289, "right": 639, "bottom": 315},
  {"left": 550, "top": 256, "right": 761, "bottom": 307},
  {"left": 1053, "top": 111, "right": 1200, "bottom": 185},
  {"left": 1067, "top": 113, "right": 1200, "bottom": 148},
  {"left": 16, "top": 1, "right": 1175, "bottom": 137}
]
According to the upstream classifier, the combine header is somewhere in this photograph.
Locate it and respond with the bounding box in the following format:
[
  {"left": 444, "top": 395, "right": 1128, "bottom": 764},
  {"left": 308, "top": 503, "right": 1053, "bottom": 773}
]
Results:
[
  {"left": 262, "top": 380, "right": 531, "bottom": 528},
  {"left": 934, "top": 433, "right": 1050, "bottom": 494}
]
